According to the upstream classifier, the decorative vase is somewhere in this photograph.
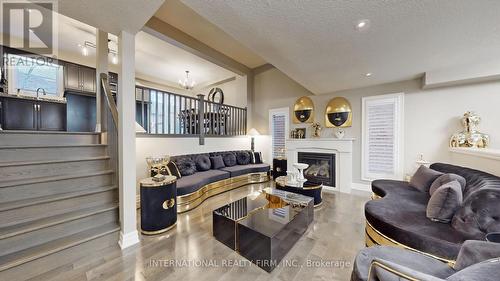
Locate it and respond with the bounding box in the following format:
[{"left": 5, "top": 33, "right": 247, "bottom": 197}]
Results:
[{"left": 335, "top": 129, "right": 345, "bottom": 139}]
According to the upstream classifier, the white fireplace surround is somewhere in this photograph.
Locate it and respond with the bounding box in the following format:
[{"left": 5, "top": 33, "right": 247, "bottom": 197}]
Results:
[{"left": 285, "top": 138, "right": 354, "bottom": 193}]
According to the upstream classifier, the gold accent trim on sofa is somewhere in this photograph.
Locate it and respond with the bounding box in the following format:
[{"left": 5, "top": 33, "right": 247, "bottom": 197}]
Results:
[
  {"left": 365, "top": 220, "right": 455, "bottom": 266},
  {"left": 177, "top": 172, "right": 270, "bottom": 213},
  {"left": 368, "top": 260, "right": 420, "bottom": 281}
]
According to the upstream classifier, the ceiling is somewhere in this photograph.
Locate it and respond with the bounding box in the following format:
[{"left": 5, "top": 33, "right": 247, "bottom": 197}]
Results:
[
  {"left": 57, "top": 0, "right": 165, "bottom": 35},
  {"left": 2, "top": 12, "right": 237, "bottom": 90},
  {"left": 181, "top": 0, "right": 500, "bottom": 94},
  {"left": 154, "top": 0, "right": 266, "bottom": 68},
  {"left": 135, "top": 31, "right": 236, "bottom": 89}
]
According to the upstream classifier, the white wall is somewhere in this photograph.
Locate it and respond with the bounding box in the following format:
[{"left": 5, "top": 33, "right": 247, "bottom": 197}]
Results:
[
  {"left": 253, "top": 67, "right": 500, "bottom": 186},
  {"left": 213, "top": 76, "right": 248, "bottom": 108}
]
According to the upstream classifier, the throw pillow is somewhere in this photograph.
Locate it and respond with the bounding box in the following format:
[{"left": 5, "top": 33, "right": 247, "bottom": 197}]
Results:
[
  {"left": 409, "top": 165, "right": 443, "bottom": 192},
  {"left": 430, "top": 173, "right": 466, "bottom": 195},
  {"left": 236, "top": 151, "right": 251, "bottom": 165},
  {"left": 223, "top": 152, "right": 237, "bottom": 167},
  {"left": 176, "top": 158, "right": 197, "bottom": 176},
  {"left": 426, "top": 180, "right": 463, "bottom": 223},
  {"left": 210, "top": 155, "right": 225, "bottom": 169},
  {"left": 166, "top": 161, "right": 181, "bottom": 178},
  {"left": 195, "top": 155, "right": 211, "bottom": 171},
  {"left": 253, "top": 152, "right": 263, "bottom": 164}
]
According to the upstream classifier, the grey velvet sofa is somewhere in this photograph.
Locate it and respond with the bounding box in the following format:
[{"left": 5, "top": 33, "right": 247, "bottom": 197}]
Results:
[
  {"left": 365, "top": 163, "right": 500, "bottom": 263},
  {"left": 170, "top": 150, "right": 270, "bottom": 213},
  {"left": 351, "top": 240, "right": 500, "bottom": 281}
]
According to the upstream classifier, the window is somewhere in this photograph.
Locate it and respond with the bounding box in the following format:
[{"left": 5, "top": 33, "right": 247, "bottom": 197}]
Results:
[
  {"left": 269, "top": 108, "right": 289, "bottom": 159},
  {"left": 362, "top": 93, "right": 404, "bottom": 181},
  {"left": 6, "top": 54, "right": 64, "bottom": 99}
]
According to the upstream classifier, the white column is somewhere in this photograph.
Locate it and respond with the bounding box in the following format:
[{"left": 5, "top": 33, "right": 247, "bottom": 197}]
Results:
[
  {"left": 117, "top": 31, "right": 139, "bottom": 249},
  {"left": 95, "top": 30, "right": 108, "bottom": 132}
]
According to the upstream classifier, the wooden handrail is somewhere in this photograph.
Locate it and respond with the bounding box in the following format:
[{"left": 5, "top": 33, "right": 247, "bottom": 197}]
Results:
[{"left": 100, "top": 73, "right": 118, "bottom": 127}]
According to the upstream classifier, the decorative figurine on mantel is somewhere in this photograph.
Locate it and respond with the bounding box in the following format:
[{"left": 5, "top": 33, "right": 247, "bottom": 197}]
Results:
[
  {"left": 450, "top": 111, "right": 489, "bottom": 148},
  {"left": 311, "top": 122, "right": 322, "bottom": 138}
]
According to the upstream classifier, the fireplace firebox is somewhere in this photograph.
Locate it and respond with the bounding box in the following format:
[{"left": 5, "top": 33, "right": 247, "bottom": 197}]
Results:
[{"left": 297, "top": 152, "right": 335, "bottom": 187}]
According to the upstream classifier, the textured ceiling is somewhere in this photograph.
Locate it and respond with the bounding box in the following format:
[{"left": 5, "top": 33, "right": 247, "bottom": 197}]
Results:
[
  {"left": 154, "top": 0, "right": 265, "bottom": 68},
  {"left": 58, "top": 0, "right": 165, "bottom": 34},
  {"left": 2, "top": 12, "right": 236, "bottom": 90},
  {"left": 182, "top": 0, "right": 500, "bottom": 94}
]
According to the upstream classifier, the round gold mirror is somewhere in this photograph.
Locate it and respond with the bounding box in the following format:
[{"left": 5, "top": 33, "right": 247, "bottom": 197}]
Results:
[
  {"left": 325, "top": 97, "right": 352, "bottom": 127},
  {"left": 293, "top": 96, "right": 314, "bottom": 123}
]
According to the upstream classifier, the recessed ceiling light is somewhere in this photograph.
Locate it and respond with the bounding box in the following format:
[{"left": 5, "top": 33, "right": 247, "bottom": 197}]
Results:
[
  {"left": 365, "top": 72, "right": 373, "bottom": 77},
  {"left": 356, "top": 19, "right": 370, "bottom": 31}
]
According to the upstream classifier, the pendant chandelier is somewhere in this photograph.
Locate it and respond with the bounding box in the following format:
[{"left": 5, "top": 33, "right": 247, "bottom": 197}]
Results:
[{"left": 179, "top": 70, "right": 195, "bottom": 90}]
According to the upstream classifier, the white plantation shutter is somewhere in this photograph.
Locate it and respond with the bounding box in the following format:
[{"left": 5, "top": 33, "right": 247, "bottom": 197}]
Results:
[
  {"left": 272, "top": 114, "right": 286, "bottom": 158},
  {"left": 362, "top": 93, "right": 404, "bottom": 180},
  {"left": 269, "top": 108, "right": 289, "bottom": 160}
]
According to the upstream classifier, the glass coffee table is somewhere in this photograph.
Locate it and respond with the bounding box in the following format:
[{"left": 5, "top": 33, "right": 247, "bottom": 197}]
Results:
[
  {"left": 212, "top": 188, "right": 314, "bottom": 272},
  {"left": 275, "top": 176, "right": 323, "bottom": 207}
]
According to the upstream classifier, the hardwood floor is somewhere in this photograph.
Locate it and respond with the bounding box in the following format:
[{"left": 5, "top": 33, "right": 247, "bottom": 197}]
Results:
[{"left": 15, "top": 183, "right": 370, "bottom": 281}]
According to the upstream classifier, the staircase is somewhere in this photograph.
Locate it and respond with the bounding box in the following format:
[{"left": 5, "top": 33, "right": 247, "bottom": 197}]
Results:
[{"left": 0, "top": 131, "right": 119, "bottom": 275}]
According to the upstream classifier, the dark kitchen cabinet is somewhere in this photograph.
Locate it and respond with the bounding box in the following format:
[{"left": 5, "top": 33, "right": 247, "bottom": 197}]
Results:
[
  {"left": 38, "top": 100, "right": 67, "bottom": 131},
  {"left": 1, "top": 97, "right": 37, "bottom": 130},
  {"left": 81, "top": 67, "right": 96, "bottom": 93},
  {"left": 64, "top": 63, "right": 96, "bottom": 93},
  {"left": 64, "top": 63, "right": 80, "bottom": 91},
  {"left": 66, "top": 93, "right": 96, "bottom": 132},
  {"left": 0, "top": 97, "right": 66, "bottom": 131}
]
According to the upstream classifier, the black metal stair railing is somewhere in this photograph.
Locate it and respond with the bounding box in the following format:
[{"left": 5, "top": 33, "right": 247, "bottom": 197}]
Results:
[{"left": 135, "top": 85, "right": 247, "bottom": 144}]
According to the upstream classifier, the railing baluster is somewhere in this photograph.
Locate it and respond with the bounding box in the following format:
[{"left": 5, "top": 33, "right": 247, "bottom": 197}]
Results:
[
  {"left": 244, "top": 108, "right": 247, "bottom": 134},
  {"left": 162, "top": 92, "right": 165, "bottom": 134}
]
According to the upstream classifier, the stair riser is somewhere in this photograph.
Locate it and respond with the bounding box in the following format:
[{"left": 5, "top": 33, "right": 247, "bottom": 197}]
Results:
[
  {"left": 0, "top": 146, "right": 107, "bottom": 162},
  {"left": 0, "top": 159, "right": 109, "bottom": 182},
  {"left": 0, "top": 133, "right": 100, "bottom": 146},
  {"left": 0, "top": 174, "right": 113, "bottom": 204},
  {"left": 0, "top": 190, "right": 117, "bottom": 227},
  {"left": 0, "top": 208, "right": 118, "bottom": 256}
]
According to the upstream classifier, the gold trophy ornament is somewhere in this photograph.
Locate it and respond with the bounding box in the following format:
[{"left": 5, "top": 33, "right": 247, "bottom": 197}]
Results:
[{"left": 450, "top": 111, "right": 489, "bottom": 148}]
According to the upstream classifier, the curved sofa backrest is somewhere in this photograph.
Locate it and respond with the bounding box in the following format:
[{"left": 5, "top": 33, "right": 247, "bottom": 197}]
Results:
[
  {"left": 430, "top": 163, "right": 500, "bottom": 239},
  {"left": 430, "top": 163, "right": 500, "bottom": 197},
  {"left": 170, "top": 150, "right": 254, "bottom": 166}
]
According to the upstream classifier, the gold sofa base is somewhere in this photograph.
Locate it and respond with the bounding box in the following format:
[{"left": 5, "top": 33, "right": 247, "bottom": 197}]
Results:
[
  {"left": 177, "top": 172, "right": 270, "bottom": 213},
  {"left": 365, "top": 220, "right": 455, "bottom": 266}
]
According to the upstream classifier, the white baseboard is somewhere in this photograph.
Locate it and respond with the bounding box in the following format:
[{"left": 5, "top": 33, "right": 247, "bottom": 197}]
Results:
[
  {"left": 118, "top": 230, "right": 140, "bottom": 249},
  {"left": 351, "top": 182, "right": 371, "bottom": 192}
]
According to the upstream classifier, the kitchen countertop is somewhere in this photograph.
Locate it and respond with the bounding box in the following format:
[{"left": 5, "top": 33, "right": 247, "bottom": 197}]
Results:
[{"left": 0, "top": 93, "right": 67, "bottom": 104}]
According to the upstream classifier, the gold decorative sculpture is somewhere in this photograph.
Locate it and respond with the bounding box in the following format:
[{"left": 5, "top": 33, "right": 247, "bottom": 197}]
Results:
[
  {"left": 311, "top": 122, "right": 322, "bottom": 138},
  {"left": 325, "top": 97, "right": 352, "bottom": 127},
  {"left": 449, "top": 111, "right": 489, "bottom": 148},
  {"left": 293, "top": 96, "right": 314, "bottom": 123}
]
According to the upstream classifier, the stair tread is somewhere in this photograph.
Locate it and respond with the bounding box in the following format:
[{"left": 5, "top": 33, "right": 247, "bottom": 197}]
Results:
[
  {"left": 0, "top": 203, "right": 118, "bottom": 239},
  {"left": 0, "top": 184, "right": 117, "bottom": 212},
  {"left": 0, "top": 156, "right": 110, "bottom": 167},
  {"left": 0, "top": 222, "right": 120, "bottom": 271},
  {"left": 0, "top": 169, "right": 114, "bottom": 188},
  {"left": 0, "top": 144, "right": 107, "bottom": 149}
]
